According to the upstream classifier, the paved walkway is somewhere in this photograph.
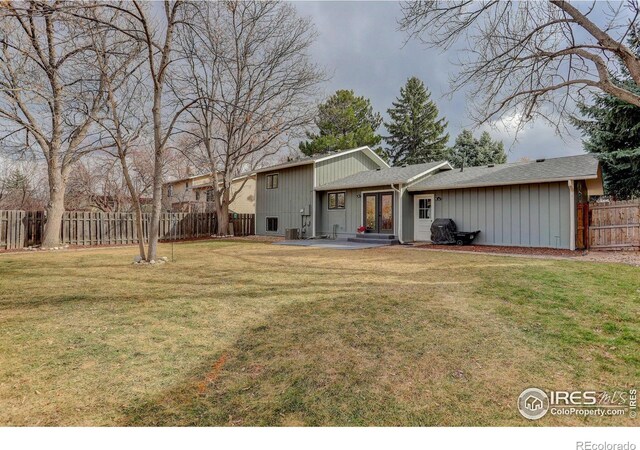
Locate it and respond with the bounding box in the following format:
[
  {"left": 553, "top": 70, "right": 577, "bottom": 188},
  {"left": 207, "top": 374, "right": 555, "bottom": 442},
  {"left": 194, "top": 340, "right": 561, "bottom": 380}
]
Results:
[{"left": 274, "top": 239, "right": 389, "bottom": 250}]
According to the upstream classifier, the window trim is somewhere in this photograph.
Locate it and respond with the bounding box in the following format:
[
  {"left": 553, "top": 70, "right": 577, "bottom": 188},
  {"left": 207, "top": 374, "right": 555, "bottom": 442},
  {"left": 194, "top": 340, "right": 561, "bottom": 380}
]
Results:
[
  {"left": 327, "top": 191, "right": 346, "bottom": 210},
  {"left": 266, "top": 173, "right": 279, "bottom": 190},
  {"left": 418, "top": 197, "right": 432, "bottom": 219},
  {"left": 265, "top": 216, "right": 279, "bottom": 233}
]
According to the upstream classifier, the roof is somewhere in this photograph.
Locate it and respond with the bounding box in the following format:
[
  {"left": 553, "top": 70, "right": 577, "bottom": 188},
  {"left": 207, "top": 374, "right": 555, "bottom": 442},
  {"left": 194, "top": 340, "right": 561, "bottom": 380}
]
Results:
[
  {"left": 315, "top": 161, "right": 451, "bottom": 191},
  {"left": 164, "top": 172, "right": 254, "bottom": 186},
  {"left": 407, "top": 154, "right": 599, "bottom": 191},
  {"left": 252, "top": 146, "right": 389, "bottom": 174}
]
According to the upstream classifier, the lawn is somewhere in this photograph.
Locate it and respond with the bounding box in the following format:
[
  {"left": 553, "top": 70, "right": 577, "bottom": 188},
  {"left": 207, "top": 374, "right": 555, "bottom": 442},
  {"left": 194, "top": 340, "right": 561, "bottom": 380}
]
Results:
[{"left": 0, "top": 240, "right": 638, "bottom": 426}]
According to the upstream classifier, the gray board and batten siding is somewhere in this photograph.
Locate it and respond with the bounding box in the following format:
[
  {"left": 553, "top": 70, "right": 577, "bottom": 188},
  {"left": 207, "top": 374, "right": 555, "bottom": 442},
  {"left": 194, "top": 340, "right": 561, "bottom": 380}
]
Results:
[
  {"left": 255, "top": 164, "right": 314, "bottom": 236},
  {"left": 414, "top": 182, "right": 572, "bottom": 248},
  {"left": 317, "top": 186, "right": 401, "bottom": 239},
  {"left": 256, "top": 149, "right": 385, "bottom": 236}
]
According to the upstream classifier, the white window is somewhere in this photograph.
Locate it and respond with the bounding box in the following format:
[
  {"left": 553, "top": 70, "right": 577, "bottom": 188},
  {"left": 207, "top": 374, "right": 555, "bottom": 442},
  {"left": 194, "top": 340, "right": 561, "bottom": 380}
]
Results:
[{"left": 418, "top": 198, "right": 431, "bottom": 219}]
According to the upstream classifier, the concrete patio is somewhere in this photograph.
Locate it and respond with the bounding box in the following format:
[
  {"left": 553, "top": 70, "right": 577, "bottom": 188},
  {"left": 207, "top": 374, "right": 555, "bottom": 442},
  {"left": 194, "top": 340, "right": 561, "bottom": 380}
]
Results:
[{"left": 273, "top": 239, "right": 391, "bottom": 250}]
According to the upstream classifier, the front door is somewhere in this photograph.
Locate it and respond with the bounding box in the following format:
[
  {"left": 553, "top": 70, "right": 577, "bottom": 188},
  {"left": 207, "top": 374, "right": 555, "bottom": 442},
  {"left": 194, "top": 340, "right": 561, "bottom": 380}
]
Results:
[
  {"left": 363, "top": 192, "right": 394, "bottom": 234},
  {"left": 414, "top": 194, "right": 434, "bottom": 241}
]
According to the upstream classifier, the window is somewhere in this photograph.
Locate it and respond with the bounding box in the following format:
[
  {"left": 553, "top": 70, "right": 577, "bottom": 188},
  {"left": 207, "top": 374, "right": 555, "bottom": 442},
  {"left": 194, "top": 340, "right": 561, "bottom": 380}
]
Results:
[
  {"left": 418, "top": 198, "right": 432, "bottom": 219},
  {"left": 167, "top": 185, "right": 173, "bottom": 198},
  {"left": 195, "top": 191, "right": 200, "bottom": 201},
  {"left": 328, "top": 192, "right": 345, "bottom": 209},
  {"left": 206, "top": 190, "right": 214, "bottom": 202},
  {"left": 266, "top": 173, "right": 278, "bottom": 189},
  {"left": 266, "top": 217, "right": 278, "bottom": 232}
]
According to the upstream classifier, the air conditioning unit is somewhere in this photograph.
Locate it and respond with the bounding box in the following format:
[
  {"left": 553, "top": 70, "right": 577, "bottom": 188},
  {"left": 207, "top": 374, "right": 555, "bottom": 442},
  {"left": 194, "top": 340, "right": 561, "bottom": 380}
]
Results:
[{"left": 285, "top": 228, "right": 300, "bottom": 240}]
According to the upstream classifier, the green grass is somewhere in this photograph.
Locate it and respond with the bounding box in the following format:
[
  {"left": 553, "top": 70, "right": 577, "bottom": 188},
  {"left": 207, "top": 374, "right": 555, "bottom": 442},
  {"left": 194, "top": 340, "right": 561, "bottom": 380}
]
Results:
[{"left": 0, "top": 241, "right": 638, "bottom": 426}]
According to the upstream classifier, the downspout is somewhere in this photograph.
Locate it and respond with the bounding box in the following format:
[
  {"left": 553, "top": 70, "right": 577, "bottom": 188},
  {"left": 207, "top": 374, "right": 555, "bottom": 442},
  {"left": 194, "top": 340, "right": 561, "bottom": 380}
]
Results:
[
  {"left": 390, "top": 183, "right": 405, "bottom": 244},
  {"left": 312, "top": 163, "right": 317, "bottom": 237},
  {"left": 568, "top": 179, "right": 576, "bottom": 251}
]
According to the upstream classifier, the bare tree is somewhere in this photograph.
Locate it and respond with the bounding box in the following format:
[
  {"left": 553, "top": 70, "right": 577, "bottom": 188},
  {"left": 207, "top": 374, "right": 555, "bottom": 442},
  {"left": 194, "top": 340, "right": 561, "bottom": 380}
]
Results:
[
  {"left": 0, "top": 1, "right": 106, "bottom": 247},
  {"left": 86, "top": 6, "right": 150, "bottom": 259},
  {"left": 75, "top": 0, "right": 196, "bottom": 260},
  {"left": 400, "top": 1, "right": 640, "bottom": 129},
  {"left": 174, "top": 0, "right": 323, "bottom": 235}
]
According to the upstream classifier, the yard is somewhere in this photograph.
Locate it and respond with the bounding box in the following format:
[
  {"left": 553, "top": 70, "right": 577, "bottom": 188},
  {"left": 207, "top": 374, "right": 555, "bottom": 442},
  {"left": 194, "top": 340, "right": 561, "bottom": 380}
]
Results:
[{"left": 0, "top": 240, "right": 638, "bottom": 426}]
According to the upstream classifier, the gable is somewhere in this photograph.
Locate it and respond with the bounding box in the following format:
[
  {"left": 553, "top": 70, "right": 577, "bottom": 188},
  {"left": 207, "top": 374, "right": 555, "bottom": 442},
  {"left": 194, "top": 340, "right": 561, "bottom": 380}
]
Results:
[{"left": 315, "top": 150, "right": 386, "bottom": 186}]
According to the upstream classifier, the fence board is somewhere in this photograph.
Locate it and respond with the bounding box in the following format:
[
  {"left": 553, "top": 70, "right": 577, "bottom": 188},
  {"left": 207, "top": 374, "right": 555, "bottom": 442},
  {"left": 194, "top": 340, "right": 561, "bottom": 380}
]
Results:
[
  {"left": 589, "top": 200, "right": 640, "bottom": 251},
  {"left": 0, "top": 210, "right": 254, "bottom": 250}
]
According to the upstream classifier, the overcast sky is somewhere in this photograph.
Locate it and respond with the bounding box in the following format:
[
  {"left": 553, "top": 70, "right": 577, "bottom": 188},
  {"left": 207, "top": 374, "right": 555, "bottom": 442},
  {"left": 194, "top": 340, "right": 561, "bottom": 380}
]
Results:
[{"left": 293, "top": 1, "right": 584, "bottom": 162}]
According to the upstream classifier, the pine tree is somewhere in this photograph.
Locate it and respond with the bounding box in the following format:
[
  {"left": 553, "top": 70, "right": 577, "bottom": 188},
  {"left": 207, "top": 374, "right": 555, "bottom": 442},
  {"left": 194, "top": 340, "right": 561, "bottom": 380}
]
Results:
[
  {"left": 383, "top": 77, "right": 449, "bottom": 165},
  {"left": 299, "top": 90, "right": 383, "bottom": 157},
  {"left": 448, "top": 130, "right": 506, "bottom": 168},
  {"left": 573, "top": 80, "right": 640, "bottom": 199}
]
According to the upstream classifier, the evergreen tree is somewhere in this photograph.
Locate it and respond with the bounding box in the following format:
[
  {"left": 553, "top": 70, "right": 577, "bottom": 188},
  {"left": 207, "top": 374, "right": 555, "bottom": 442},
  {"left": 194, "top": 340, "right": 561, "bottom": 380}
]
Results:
[
  {"left": 448, "top": 130, "right": 507, "bottom": 168},
  {"left": 573, "top": 80, "right": 640, "bottom": 199},
  {"left": 384, "top": 77, "right": 449, "bottom": 165},
  {"left": 299, "top": 90, "right": 383, "bottom": 157}
]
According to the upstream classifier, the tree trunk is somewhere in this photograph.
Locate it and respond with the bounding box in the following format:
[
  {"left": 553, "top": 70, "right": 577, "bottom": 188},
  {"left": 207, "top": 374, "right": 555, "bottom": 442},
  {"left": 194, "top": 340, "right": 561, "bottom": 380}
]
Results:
[
  {"left": 146, "top": 163, "right": 163, "bottom": 261},
  {"left": 42, "top": 177, "right": 65, "bottom": 248},
  {"left": 118, "top": 154, "right": 146, "bottom": 260},
  {"left": 215, "top": 188, "right": 230, "bottom": 236}
]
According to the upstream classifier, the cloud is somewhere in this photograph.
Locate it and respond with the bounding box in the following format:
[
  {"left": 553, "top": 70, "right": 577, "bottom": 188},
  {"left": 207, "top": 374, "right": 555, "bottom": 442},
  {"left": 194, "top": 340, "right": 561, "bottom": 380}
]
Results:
[{"left": 293, "top": 0, "right": 585, "bottom": 158}]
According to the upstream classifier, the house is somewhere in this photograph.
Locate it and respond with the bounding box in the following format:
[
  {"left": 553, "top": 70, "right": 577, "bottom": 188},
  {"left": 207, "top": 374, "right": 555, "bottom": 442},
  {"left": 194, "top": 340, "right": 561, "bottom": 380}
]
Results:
[
  {"left": 254, "top": 146, "right": 603, "bottom": 250},
  {"left": 162, "top": 173, "right": 256, "bottom": 214}
]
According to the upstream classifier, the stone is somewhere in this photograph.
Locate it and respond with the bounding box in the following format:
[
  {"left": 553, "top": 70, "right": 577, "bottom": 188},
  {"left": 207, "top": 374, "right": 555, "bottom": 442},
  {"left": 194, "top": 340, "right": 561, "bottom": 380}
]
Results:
[
  {"left": 134, "top": 255, "right": 143, "bottom": 263},
  {"left": 160, "top": 256, "right": 168, "bottom": 262},
  {"left": 149, "top": 259, "right": 156, "bottom": 264}
]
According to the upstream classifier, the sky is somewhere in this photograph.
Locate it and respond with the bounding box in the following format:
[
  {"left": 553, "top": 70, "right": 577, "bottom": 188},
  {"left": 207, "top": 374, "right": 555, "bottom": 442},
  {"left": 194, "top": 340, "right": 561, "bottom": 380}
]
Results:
[{"left": 293, "top": 1, "right": 584, "bottom": 162}]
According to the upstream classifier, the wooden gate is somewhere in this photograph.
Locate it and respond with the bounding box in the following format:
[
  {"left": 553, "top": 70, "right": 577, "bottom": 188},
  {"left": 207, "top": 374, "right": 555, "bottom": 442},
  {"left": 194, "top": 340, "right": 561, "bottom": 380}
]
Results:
[
  {"left": 576, "top": 203, "right": 589, "bottom": 250},
  {"left": 589, "top": 201, "right": 640, "bottom": 250}
]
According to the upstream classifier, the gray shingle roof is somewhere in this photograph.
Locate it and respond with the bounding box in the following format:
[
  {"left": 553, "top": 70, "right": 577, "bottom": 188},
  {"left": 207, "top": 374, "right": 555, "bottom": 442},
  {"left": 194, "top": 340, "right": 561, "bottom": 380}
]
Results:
[
  {"left": 253, "top": 146, "right": 388, "bottom": 174},
  {"left": 407, "top": 154, "right": 599, "bottom": 191},
  {"left": 316, "top": 161, "right": 450, "bottom": 191}
]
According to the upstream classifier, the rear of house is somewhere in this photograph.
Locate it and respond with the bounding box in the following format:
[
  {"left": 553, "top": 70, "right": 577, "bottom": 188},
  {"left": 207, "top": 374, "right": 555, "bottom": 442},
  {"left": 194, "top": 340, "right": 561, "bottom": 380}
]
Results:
[
  {"left": 254, "top": 147, "right": 603, "bottom": 251},
  {"left": 407, "top": 155, "right": 602, "bottom": 250},
  {"left": 254, "top": 147, "right": 387, "bottom": 237}
]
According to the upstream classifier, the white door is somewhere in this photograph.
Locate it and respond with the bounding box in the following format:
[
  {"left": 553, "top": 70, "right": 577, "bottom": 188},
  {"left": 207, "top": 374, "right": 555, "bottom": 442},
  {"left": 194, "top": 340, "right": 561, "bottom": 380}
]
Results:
[{"left": 414, "top": 194, "right": 435, "bottom": 241}]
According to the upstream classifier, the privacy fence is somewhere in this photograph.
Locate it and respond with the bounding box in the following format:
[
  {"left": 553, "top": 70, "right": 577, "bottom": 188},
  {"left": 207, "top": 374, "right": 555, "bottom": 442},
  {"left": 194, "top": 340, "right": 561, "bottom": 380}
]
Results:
[
  {"left": 0, "top": 210, "right": 254, "bottom": 250},
  {"left": 588, "top": 200, "right": 640, "bottom": 251}
]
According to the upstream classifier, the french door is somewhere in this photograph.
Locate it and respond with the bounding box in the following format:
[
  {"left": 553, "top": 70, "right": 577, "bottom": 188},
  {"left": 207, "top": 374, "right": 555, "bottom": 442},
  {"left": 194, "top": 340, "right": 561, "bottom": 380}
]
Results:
[{"left": 363, "top": 192, "right": 394, "bottom": 234}]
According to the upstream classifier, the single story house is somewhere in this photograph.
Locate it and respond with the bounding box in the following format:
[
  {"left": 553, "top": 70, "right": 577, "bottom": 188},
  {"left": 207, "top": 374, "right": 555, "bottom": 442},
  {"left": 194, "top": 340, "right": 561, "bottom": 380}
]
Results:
[
  {"left": 162, "top": 173, "right": 256, "bottom": 214},
  {"left": 254, "top": 146, "right": 603, "bottom": 250}
]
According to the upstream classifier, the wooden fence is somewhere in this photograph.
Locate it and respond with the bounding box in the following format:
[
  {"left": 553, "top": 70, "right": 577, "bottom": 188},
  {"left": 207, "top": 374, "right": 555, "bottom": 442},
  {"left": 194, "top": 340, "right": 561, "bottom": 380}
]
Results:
[
  {"left": 0, "top": 210, "right": 254, "bottom": 250},
  {"left": 589, "top": 200, "right": 640, "bottom": 250}
]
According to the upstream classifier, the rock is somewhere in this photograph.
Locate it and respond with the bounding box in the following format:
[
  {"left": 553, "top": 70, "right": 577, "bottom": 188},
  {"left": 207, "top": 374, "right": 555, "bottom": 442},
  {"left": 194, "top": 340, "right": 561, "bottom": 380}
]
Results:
[
  {"left": 149, "top": 259, "right": 156, "bottom": 264},
  {"left": 134, "top": 255, "right": 143, "bottom": 263},
  {"left": 160, "top": 256, "right": 168, "bottom": 262}
]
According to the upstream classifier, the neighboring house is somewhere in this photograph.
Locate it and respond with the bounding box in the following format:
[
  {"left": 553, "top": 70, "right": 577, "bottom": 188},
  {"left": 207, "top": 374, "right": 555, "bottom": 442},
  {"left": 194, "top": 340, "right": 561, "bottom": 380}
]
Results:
[
  {"left": 162, "top": 173, "right": 256, "bottom": 214},
  {"left": 254, "top": 146, "right": 603, "bottom": 250}
]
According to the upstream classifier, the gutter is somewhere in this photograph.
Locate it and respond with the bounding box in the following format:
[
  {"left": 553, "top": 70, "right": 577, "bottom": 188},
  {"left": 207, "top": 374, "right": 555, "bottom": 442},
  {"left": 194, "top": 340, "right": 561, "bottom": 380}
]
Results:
[{"left": 407, "top": 174, "right": 600, "bottom": 192}]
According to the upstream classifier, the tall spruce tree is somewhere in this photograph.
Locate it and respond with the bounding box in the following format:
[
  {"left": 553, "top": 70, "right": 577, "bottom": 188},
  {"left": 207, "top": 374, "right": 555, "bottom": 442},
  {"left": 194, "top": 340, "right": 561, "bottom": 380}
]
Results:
[
  {"left": 573, "top": 80, "right": 640, "bottom": 199},
  {"left": 299, "top": 90, "right": 383, "bottom": 157},
  {"left": 384, "top": 77, "right": 449, "bottom": 165},
  {"left": 447, "top": 130, "right": 506, "bottom": 168}
]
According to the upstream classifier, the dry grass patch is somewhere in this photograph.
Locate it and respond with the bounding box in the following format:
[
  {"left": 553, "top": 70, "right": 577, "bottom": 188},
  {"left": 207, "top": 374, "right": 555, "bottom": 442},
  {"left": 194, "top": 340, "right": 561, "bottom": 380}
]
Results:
[{"left": 0, "top": 241, "right": 638, "bottom": 426}]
